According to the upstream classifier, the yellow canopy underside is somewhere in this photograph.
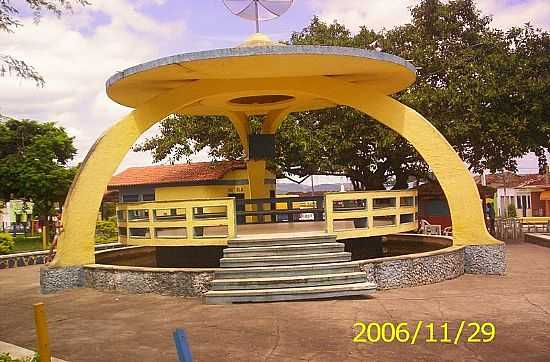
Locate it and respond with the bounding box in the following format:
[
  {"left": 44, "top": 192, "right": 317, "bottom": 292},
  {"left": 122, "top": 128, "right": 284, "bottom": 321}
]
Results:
[{"left": 106, "top": 49, "right": 416, "bottom": 115}]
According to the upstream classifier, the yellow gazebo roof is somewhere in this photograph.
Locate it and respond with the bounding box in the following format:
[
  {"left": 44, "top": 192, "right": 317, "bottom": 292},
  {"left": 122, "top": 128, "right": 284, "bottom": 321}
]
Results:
[{"left": 106, "top": 39, "right": 416, "bottom": 116}]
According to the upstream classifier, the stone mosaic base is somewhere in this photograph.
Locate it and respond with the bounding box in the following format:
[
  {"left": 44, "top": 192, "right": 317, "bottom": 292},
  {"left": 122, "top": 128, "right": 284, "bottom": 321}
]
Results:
[
  {"left": 38, "top": 242, "right": 507, "bottom": 296},
  {"left": 357, "top": 247, "right": 465, "bottom": 289},
  {"left": 84, "top": 267, "right": 214, "bottom": 297},
  {"left": 40, "top": 267, "right": 85, "bottom": 294},
  {"left": 464, "top": 243, "right": 506, "bottom": 275}
]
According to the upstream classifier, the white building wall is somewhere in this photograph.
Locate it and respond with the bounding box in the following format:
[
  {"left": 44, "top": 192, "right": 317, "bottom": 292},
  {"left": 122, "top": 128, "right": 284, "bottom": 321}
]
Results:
[{"left": 495, "top": 187, "right": 532, "bottom": 217}]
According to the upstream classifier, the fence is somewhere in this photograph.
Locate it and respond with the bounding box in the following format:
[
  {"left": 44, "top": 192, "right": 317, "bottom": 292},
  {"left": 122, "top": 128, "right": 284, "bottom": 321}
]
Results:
[
  {"left": 116, "top": 198, "right": 236, "bottom": 246},
  {"left": 495, "top": 217, "right": 550, "bottom": 240},
  {"left": 324, "top": 190, "right": 418, "bottom": 240}
]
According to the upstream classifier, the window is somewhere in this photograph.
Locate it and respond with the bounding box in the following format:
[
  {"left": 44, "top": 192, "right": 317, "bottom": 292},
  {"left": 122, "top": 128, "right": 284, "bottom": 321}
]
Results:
[
  {"left": 128, "top": 209, "right": 149, "bottom": 221},
  {"left": 129, "top": 228, "right": 150, "bottom": 238},
  {"left": 122, "top": 194, "right": 139, "bottom": 202},
  {"left": 154, "top": 208, "right": 186, "bottom": 221},
  {"left": 333, "top": 199, "right": 367, "bottom": 212},
  {"left": 527, "top": 195, "right": 531, "bottom": 209},
  {"left": 373, "top": 215, "right": 396, "bottom": 227},
  {"left": 372, "top": 197, "right": 396, "bottom": 209},
  {"left": 400, "top": 213, "right": 414, "bottom": 224},
  {"left": 142, "top": 193, "right": 155, "bottom": 201},
  {"left": 517, "top": 196, "right": 522, "bottom": 209},
  {"left": 521, "top": 195, "right": 528, "bottom": 210}
]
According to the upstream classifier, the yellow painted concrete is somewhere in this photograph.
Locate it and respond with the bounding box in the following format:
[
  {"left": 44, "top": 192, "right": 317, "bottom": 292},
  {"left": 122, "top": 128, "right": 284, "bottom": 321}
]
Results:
[
  {"left": 117, "top": 198, "right": 236, "bottom": 246},
  {"left": 156, "top": 185, "right": 240, "bottom": 201},
  {"left": 52, "top": 82, "right": 238, "bottom": 266},
  {"left": 226, "top": 112, "right": 250, "bottom": 158},
  {"left": 325, "top": 190, "right": 418, "bottom": 240},
  {"left": 262, "top": 109, "right": 290, "bottom": 134},
  {"left": 107, "top": 55, "right": 415, "bottom": 109},
  {"left": 54, "top": 53, "right": 498, "bottom": 266},
  {"left": 245, "top": 160, "right": 269, "bottom": 200}
]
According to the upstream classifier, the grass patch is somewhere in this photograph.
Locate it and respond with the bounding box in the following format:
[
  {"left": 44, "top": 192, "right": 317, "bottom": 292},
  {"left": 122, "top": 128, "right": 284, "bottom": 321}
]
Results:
[
  {"left": 12, "top": 235, "right": 43, "bottom": 253},
  {"left": 5, "top": 234, "right": 117, "bottom": 254}
]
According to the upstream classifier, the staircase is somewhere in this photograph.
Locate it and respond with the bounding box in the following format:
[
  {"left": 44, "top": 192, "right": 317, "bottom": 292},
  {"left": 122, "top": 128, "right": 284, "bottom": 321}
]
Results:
[{"left": 204, "top": 233, "right": 376, "bottom": 304}]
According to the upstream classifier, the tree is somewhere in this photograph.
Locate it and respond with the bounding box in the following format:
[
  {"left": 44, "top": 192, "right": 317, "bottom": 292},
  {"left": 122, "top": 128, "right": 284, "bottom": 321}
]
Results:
[
  {"left": 0, "top": 0, "right": 89, "bottom": 86},
  {"left": 0, "top": 117, "right": 77, "bottom": 231},
  {"left": 135, "top": 0, "right": 549, "bottom": 189},
  {"left": 384, "top": 0, "right": 549, "bottom": 174}
]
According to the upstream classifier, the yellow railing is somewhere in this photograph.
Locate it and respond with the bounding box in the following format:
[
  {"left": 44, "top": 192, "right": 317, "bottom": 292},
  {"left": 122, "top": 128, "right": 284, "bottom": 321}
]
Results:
[
  {"left": 519, "top": 216, "right": 550, "bottom": 224},
  {"left": 325, "top": 190, "right": 418, "bottom": 240},
  {"left": 116, "top": 198, "right": 236, "bottom": 246}
]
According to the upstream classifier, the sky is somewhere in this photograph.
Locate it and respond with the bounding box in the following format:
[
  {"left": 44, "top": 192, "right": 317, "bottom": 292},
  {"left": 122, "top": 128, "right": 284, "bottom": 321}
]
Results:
[{"left": 1, "top": 0, "right": 549, "bottom": 183}]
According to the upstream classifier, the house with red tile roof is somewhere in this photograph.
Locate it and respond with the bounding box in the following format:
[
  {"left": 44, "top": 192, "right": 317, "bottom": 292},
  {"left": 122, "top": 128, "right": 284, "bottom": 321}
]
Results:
[
  {"left": 475, "top": 169, "right": 550, "bottom": 217},
  {"left": 108, "top": 161, "right": 276, "bottom": 203}
]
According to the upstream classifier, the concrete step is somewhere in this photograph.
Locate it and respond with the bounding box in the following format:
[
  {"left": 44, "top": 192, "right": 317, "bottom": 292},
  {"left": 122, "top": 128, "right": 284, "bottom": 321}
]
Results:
[
  {"left": 214, "top": 262, "right": 361, "bottom": 279},
  {"left": 228, "top": 233, "right": 336, "bottom": 248},
  {"left": 204, "top": 282, "right": 377, "bottom": 304},
  {"left": 210, "top": 272, "right": 367, "bottom": 291},
  {"left": 219, "top": 252, "right": 351, "bottom": 268},
  {"left": 223, "top": 242, "right": 344, "bottom": 258}
]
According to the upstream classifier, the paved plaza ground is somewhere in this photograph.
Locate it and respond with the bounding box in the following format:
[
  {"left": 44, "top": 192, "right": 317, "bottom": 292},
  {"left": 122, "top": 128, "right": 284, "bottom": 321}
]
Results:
[{"left": 1, "top": 240, "right": 549, "bottom": 361}]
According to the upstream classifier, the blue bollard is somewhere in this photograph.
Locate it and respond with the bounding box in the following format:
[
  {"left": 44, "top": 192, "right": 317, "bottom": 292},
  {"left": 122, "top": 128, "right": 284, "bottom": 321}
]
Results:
[{"left": 173, "top": 328, "right": 193, "bottom": 362}]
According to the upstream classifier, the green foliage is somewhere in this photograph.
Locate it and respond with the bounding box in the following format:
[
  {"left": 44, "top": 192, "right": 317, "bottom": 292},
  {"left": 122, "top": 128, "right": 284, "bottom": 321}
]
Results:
[
  {"left": 95, "top": 218, "right": 118, "bottom": 243},
  {"left": 0, "top": 352, "right": 39, "bottom": 362},
  {"left": 384, "top": 0, "right": 550, "bottom": 174},
  {"left": 507, "top": 203, "right": 517, "bottom": 218},
  {"left": 135, "top": 0, "right": 549, "bottom": 188},
  {"left": 0, "top": 117, "right": 77, "bottom": 219},
  {"left": 0, "top": 233, "right": 15, "bottom": 254}
]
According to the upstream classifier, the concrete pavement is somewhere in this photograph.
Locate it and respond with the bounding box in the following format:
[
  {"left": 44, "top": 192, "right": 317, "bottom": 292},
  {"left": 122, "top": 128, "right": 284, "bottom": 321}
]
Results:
[{"left": 1, "top": 240, "right": 549, "bottom": 361}]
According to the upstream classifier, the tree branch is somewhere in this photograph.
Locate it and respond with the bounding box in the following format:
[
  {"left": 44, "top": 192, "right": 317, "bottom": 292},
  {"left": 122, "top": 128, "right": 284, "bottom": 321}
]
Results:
[{"left": 0, "top": 55, "right": 45, "bottom": 86}]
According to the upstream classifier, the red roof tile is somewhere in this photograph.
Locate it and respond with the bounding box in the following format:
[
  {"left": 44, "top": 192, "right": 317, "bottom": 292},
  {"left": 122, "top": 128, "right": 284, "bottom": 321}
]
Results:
[
  {"left": 108, "top": 161, "right": 246, "bottom": 188},
  {"left": 475, "top": 172, "right": 550, "bottom": 188}
]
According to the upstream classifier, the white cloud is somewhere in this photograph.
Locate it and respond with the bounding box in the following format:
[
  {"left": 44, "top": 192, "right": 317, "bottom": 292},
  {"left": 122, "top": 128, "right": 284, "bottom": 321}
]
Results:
[
  {"left": 308, "top": 0, "right": 417, "bottom": 31},
  {"left": 479, "top": 0, "right": 549, "bottom": 30},
  {"left": 0, "top": 0, "right": 186, "bottom": 172},
  {"left": 308, "top": 0, "right": 549, "bottom": 31}
]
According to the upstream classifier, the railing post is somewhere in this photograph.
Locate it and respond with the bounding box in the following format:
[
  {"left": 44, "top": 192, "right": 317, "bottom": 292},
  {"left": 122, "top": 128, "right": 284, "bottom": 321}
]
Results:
[
  {"left": 228, "top": 198, "right": 236, "bottom": 239},
  {"left": 325, "top": 194, "right": 333, "bottom": 234},
  {"left": 395, "top": 195, "right": 401, "bottom": 226},
  {"left": 367, "top": 196, "right": 374, "bottom": 231},
  {"left": 148, "top": 207, "right": 153, "bottom": 241},
  {"left": 185, "top": 204, "right": 194, "bottom": 241}
]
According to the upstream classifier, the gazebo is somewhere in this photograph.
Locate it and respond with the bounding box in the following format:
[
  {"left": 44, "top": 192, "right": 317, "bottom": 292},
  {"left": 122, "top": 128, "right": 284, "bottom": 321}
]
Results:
[{"left": 42, "top": 33, "right": 505, "bottom": 301}]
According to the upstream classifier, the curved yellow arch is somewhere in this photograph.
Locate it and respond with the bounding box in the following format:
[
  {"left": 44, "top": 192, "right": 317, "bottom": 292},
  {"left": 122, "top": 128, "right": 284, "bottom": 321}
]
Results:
[
  {"left": 305, "top": 78, "right": 499, "bottom": 246},
  {"left": 52, "top": 83, "right": 240, "bottom": 266},
  {"left": 53, "top": 76, "right": 497, "bottom": 266}
]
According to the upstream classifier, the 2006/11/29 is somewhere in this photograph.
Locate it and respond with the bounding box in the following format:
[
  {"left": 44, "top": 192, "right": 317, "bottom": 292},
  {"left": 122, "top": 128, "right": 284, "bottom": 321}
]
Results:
[{"left": 353, "top": 321, "right": 496, "bottom": 344}]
